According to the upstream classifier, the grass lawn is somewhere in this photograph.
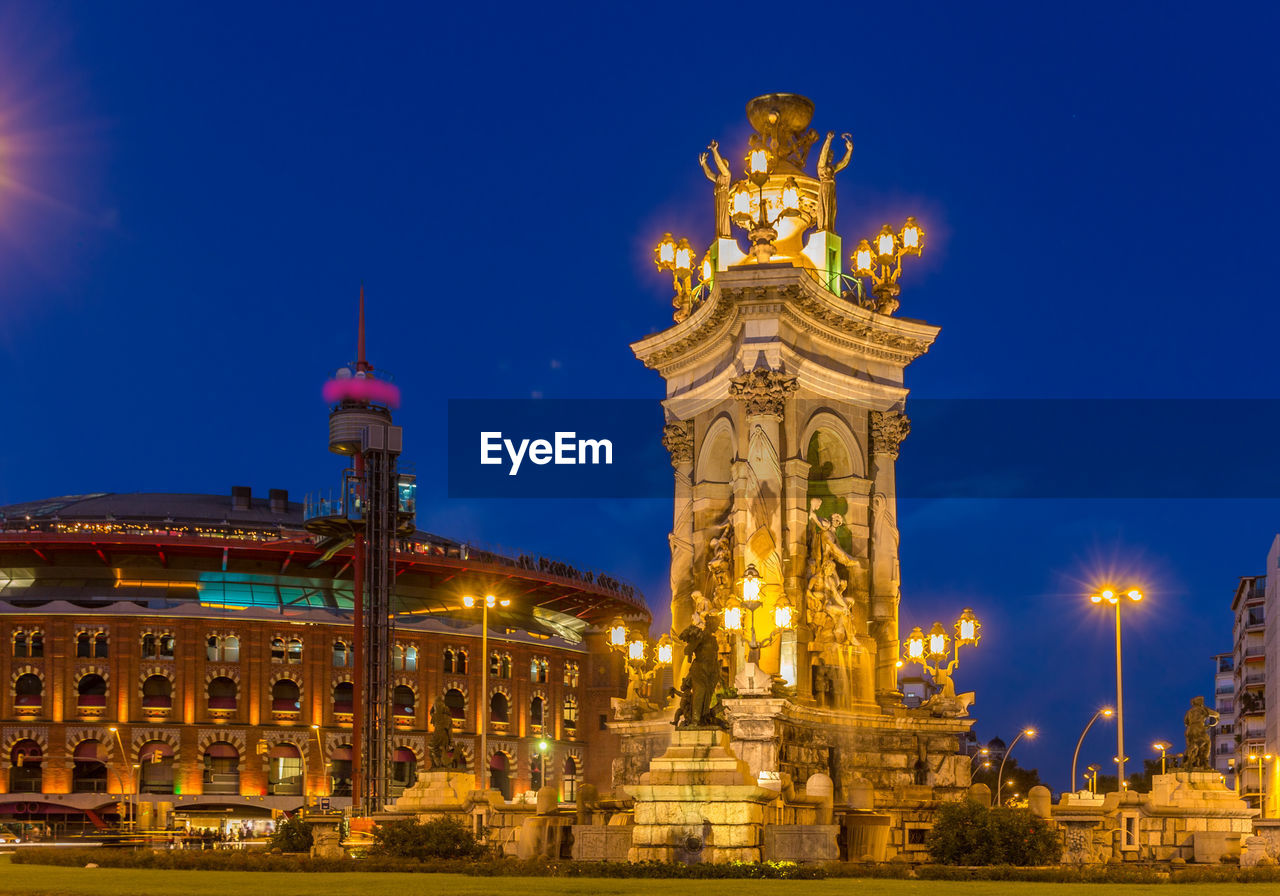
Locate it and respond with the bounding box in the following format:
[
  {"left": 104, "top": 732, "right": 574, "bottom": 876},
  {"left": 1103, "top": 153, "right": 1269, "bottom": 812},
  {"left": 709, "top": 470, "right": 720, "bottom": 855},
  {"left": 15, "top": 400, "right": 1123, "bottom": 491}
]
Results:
[{"left": 0, "top": 857, "right": 1272, "bottom": 896}]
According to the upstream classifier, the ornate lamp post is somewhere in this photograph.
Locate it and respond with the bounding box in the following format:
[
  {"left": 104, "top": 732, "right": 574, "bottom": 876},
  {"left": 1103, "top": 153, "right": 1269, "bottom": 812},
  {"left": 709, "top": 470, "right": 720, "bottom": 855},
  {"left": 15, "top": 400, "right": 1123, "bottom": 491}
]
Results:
[
  {"left": 1070, "top": 707, "right": 1113, "bottom": 795},
  {"left": 1153, "top": 740, "right": 1171, "bottom": 776},
  {"left": 721, "top": 563, "right": 795, "bottom": 690},
  {"left": 901, "top": 608, "right": 981, "bottom": 701},
  {"left": 607, "top": 619, "right": 670, "bottom": 710},
  {"left": 996, "top": 726, "right": 1036, "bottom": 807},
  {"left": 654, "top": 233, "right": 698, "bottom": 322},
  {"left": 1089, "top": 586, "right": 1143, "bottom": 791},
  {"left": 464, "top": 593, "right": 509, "bottom": 791},
  {"left": 729, "top": 151, "right": 803, "bottom": 263},
  {"left": 849, "top": 217, "right": 924, "bottom": 315}
]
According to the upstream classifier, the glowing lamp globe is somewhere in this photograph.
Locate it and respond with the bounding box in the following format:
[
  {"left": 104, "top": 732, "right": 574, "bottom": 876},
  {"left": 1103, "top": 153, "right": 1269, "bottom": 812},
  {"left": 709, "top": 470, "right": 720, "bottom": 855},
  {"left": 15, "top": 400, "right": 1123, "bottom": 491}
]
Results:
[
  {"left": 741, "top": 563, "right": 762, "bottom": 608},
  {"left": 904, "top": 626, "right": 926, "bottom": 663},
  {"left": 655, "top": 635, "right": 673, "bottom": 665},
  {"left": 900, "top": 217, "right": 923, "bottom": 254},
  {"left": 955, "top": 607, "right": 981, "bottom": 646},
  {"left": 723, "top": 605, "right": 743, "bottom": 632},
  {"left": 875, "top": 224, "right": 898, "bottom": 260},
  {"left": 927, "top": 621, "right": 950, "bottom": 662},
  {"left": 674, "top": 238, "right": 695, "bottom": 274},
  {"left": 774, "top": 594, "right": 794, "bottom": 630},
  {"left": 627, "top": 638, "right": 646, "bottom": 662},
  {"left": 853, "top": 240, "right": 874, "bottom": 276},
  {"left": 700, "top": 254, "right": 713, "bottom": 283},
  {"left": 781, "top": 177, "right": 801, "bottom": 212},
  {"left": 608, "top": 618, "right": 628, "bottom": 649},
  {"left": 731, "top": 183, "right": 753, "bottom": 219},
  {"left": 654, "top": 233, "right": 676, "bottom": 270}
]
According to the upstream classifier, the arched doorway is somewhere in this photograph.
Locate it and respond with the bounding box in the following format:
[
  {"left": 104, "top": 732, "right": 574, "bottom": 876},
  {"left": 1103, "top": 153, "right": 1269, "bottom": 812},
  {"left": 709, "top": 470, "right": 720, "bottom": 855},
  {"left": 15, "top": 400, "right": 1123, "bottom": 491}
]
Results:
[
  {"left": 139, "top": 741, "right": 175, "bottom": 794},
  {"left": 203, "top": 742, "right": 239, "bottom": 794},
  {"left": 267, "top": 744, "right": 303, "bottom": 795},
  {"left": 489, "top": 752, "right": 512, "bottom": 800},
  {"left": 9, "top": 740, "right": 42, "bottom": 793},
  {"left": 329, "top": 745, "right": 352, "bottom": 796},
  {"left": 71, "top": 740, "right": 109, "bottom": 793},
  {"left": 563, "top": 756, "right": 578, "bottom": 803}
]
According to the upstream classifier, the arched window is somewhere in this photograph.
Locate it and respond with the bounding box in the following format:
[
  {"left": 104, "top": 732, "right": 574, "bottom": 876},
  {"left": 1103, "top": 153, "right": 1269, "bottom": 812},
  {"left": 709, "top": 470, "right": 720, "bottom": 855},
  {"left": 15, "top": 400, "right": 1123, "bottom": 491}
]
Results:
[
  {"left": 159, "top": 634, "right": 173, "bottom": 658},
  {"left": 267, "top": 744, "right": 303, "bottom": 795},
  {"left": 76, "top": 632, "right": 91, "bottom": 659},
  {"left": 203, "top": 742, "right": 239, "bottom": 794},
  {"left": 530, "top": 696, "right": 544, "bottom": 728},
  {"left": 272, "top": 679, "right": 301, "bottom": 712},
  {"left": 13, "top": 632, "right": 27, "bottom": 658},
  {"left": 142, "top": 634, "right": 157, "bottom": 659},
  {"left": 563, "top": 756, "right": 578, "bottom": 803},
  {"left": 141, "top": 633, "right": 174, "bottom": 660},
  {"left": 14, "top": 673, "right": 42, "bottom": 708},
  {"left": 393, "top": 685, "right": 415, "bottom": 720},
  {"left": 77, "top": 673, "right": 107, "bottom": 709},
  {"left": 207, "top": 636, "right": 219, "bottom": 662},
  {"left": 443, "top": 648, "right": 455, "bottom": 673},
  {"left": 489, "top": 751, "right": 512, "bottom": 800},
  {"left": 142, "top": 674, "right": 173, "bottom": 709},
  {"left": 563, "top": 694, "right": 578, "bottom": 737},
  {"left": 531, "top": 658, "right": 548, "bottom": 683},
  {"left": 222, "top": 636, "right": 239, "bottom": 663},
  {"left": 93, "top": 632, "right": 108, "bottom": 659},
  {"left": 391, "top": 747, "right": 417, "bottom": 796},
  {"left": 333, "top": 641, "right": 351, "bottom": 668},
  {"left": 393, "top": 645, "right": 406, "bottom": 671},
  {"left": 405, "top": 646, "right": 418, "bottom": 672},
  {"left": 563, "top": 662, "right": 579, "bottom": 688},
  {"left": 139, "top": 741, "right": 175, "bottom": 794},
  {"left": 490, "top": 692, "right": 509, "bottom": 724},
  {"left": 444, "top": 688, "right": 466, "bottom": 722},
  {"left": 333, "top": 681, "right": 354, "bottom": 714},
  {"left": 489, "top": 653, "right": 500, "bottom": 677},
  {"left": 456, "top": 650, "right": 468, "bottom": 674},
  {"left": 9, "top": 739, "right": 42, "bottom": 794},
  {"left": 207, "top": 676, "right": 237, "bottom": 711},
  {"left": 286, "top": 639, "right": 302, "bottom": 664},
  {"left": 72, "top": 740, "right": 108, "bottom": 793},
  {"left": 329, "top": 745, "right": 353, "bottom": 796},
  {"left": 270, "top": 638, "right": 285, "bottom": 662},
  {"left": 29, "top": 632, "right": 43, "bottom": 658}
]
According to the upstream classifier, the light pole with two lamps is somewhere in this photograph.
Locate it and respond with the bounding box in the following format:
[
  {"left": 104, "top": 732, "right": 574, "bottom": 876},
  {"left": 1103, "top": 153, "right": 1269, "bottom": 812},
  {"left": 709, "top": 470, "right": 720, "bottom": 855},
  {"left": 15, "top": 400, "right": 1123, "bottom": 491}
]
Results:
[
  {"left": 1250, "top": 752, "right": 1273, "bottom": 817},
  {"left": 996, "top": 726, "right": 1037, "bottom": 807},
  {"left": 1089, "top": 586, "right": 1143, "bottom": 791},
  {"left": 464, "top": 593, "right": 509, "bottom": 791},
  {"left": 1070, "top": 707, "right": 1113, "bottom": 795},
  {"left": 1086, "top": 764, "right": 1102, "bottom": 794}
]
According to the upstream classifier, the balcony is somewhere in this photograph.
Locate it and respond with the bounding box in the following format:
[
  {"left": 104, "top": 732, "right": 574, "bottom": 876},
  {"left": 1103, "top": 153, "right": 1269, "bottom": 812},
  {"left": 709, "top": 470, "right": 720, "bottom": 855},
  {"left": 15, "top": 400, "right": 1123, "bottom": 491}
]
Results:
[
  {"left": 76, "top": 695, "right": 107, "bottom": 721},
  {"left": 489, "top": 721, "right": 510, "bottom": 737}
]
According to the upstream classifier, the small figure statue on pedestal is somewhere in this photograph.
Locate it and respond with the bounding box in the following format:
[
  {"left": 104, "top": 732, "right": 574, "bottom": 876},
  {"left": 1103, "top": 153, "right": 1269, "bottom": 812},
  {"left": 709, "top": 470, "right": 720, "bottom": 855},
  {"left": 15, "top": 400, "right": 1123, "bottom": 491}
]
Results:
[
  {"left": 1183, "top": 695, "right": 1219, "bottom": 770},
  {"left": 816, "top": 132, "right": 853, "bottom": 233},
  {"left": 700, "top": 140, "right": 733, "bottom": 239}
]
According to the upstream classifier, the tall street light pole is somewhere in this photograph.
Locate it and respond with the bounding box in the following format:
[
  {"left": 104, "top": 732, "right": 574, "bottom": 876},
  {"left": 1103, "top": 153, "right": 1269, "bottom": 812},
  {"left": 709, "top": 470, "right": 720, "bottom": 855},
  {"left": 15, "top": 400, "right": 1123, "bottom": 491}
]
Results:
[
  {"left": 996, "top": 726, "right": 1036, "bottom": 806},
  {"left": 1090, "top": 587, "right": 1143, "bottom": 791},
  {"left": 108, "top": 726, "right": 131, "bottom": 830},
  {"left": 465, "top": 594, "right": 508, "bottom": 791},
  {"left": 1071, "top": 707, "right": 1113, "bottom": 795},
  {"left": 1153, "top": 741, "right": 1171, "bottom": 776},
  {"left": 310, "top": 724, "right": 327, "bottom": 802}
]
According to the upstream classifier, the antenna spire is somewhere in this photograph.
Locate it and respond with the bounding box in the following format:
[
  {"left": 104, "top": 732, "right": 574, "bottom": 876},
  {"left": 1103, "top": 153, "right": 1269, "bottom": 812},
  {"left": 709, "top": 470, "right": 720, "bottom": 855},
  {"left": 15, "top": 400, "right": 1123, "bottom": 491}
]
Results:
[{"left": 357, "top": 284, "right": 369, "bottom": 372}]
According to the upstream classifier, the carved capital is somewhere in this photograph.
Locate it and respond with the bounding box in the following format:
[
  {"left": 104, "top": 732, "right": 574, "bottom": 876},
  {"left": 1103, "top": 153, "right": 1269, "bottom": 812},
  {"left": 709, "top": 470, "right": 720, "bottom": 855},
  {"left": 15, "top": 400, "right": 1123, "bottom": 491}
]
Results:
[
  {"left": 661, "top": 421, "right": 693, "bottom": 467},
  {"left": 870, "top": 411, "right": 910, "bottom": 458},
  {"left": 729, "top": 369, "right": 798, "bottom": 418}
]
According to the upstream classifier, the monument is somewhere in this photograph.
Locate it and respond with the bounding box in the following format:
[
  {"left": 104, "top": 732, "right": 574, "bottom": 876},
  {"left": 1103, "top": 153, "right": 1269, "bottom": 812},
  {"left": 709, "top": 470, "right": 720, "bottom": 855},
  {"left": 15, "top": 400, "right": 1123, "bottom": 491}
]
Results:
[{"left": 621, "top": 93, "right": 974, "bottom": 863}]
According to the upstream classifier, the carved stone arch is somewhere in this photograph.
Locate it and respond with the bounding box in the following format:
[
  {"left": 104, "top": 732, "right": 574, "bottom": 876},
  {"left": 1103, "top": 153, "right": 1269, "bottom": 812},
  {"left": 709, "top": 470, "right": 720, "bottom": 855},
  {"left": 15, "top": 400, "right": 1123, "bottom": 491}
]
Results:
[
  {"left": 198, "top": 728, "right": 247, "bottom": 757},
  {"left": 272, "top": 668, "right": 303, "bottom": 687},
  {"left": 131, "top": 728, "right": 180, "bottom": 759},
  {"left": 73, "top": 624, "right": 108, "bottom": 636},
  {"left": 138, "top": 665, "right": 176, "bottom": 688},
  {"left": 11, "top": 665, "right": 44, "bottom": 688},
  {"left": 696, "top": 413, "right": 736, "bottom": 484},
  {"left": 392, "top": 735, "right": 426, "bottom": 763},
  {"left": 331, "top": 670, "right": 353, "bottom": 685},
  {"left": 393, "top": 674, "right": 416, "bottom": 691},
  {"left": 488, "top": 740, "right": 517, "bottom": 760},
  {"left": 444, "top": 678, "right": 468, "bottom": 698},
  {"left": 258, "top": 729, "right": 309, "bottom": 759},
  {"left": 1, "top": 727, "right": 49, "bottom": 756},
  {"left": 323, "top": 732, "right": 352, "bottom": 754},
  {"left": 205, "top": 665, "right": 241, "bottom": 686},
  {"left": 563, "top": 745, "right": 583, "bottom": 765},
  {"left": 530, "top": 687, "right": 547, "bottom": 702},
  {"left": 800, "top": 409, "right": 865, "bottom": 479},
  {"left": 74, "top": 664, "right": 110, "bottom": 687},
  {"left": 489, "top": 684, "right": 512, "bottom": 700},
  {"left": 65, "top": 726, "right": 115, "bottom": 758}
]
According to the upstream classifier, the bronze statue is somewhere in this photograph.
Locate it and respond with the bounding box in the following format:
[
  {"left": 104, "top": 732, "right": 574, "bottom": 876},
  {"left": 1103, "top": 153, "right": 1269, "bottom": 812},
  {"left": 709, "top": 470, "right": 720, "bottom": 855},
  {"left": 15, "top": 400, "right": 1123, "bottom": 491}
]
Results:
[
  {"left": 700, "top": 140, "right": 733, "bottom": 238},
  {"left": 679, "top": 615, "right": 724, "bottom": 727},
  {"left": 1183, "top": 695, "right": 1220, "bottom": 770},
  {"left": 427, "top": 696, "right": 455, "bottom": 769},
  {"left": 816, "top": 132, "right": 853, "bottom": 233}
]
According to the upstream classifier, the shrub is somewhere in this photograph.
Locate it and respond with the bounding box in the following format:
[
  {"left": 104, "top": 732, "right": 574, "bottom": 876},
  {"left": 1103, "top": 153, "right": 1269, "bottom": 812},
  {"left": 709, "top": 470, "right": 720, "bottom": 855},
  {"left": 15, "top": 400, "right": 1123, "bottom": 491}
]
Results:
[
  {"left": 268, "top": 815, "right": 314, "bottom": 853},
  {"left": 370, "top": 817, "right": 485, "bottom": 860},
  {"left": 925, "top": 801, "right": 1060, "bottom": 866}
]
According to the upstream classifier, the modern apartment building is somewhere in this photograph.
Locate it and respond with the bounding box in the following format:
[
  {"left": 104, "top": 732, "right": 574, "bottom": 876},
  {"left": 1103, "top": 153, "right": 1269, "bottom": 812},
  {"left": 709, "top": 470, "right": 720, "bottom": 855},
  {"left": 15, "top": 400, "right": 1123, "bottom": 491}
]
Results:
[
  {"left": 1212, "top": 651, "right": 1236, "bottom": 788},
  {"left": 1232, "top": 571, "right": 1267, "bottom": 810}
]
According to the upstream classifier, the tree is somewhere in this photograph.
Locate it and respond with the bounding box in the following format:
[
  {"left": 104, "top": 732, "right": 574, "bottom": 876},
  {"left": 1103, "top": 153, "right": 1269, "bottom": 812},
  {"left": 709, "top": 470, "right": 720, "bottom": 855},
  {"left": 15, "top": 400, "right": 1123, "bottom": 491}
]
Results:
[
  {"left": 268, "top": 815, "right": 313, "bottom": 853},
  {"left": 927, "top": 799, "right": 1060, "bottom": 866},
  {"left": 370, "top": 817, "right": 486, "bottom": 860}
]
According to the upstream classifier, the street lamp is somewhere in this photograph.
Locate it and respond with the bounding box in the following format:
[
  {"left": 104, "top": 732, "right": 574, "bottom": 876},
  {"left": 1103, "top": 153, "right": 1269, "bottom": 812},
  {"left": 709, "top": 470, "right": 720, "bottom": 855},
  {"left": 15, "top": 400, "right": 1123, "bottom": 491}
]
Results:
[
  {"left": 1249, "top": 752, "right": 1273, "bottom": 817},
  {"left": 849, "top": 217, "right": 925, "bottom": 315},
  {"left": 1153, "top": 741, "right": 1171, "bottom": 776},
  {"left": 1070, "top": 707, "right": 1114, "bottom": 795},
  {"left": 996, "top": 727, "right": 1036, "bottom": 807},
  {"left": 901, "top": 608, "right": 981, "bottom": 700},
  {"left": 970, "top": 746, "right": 991, "bottom": 767},
  {"left": 464, "top": 593, "right": 509, "bottom": 791},
  {"left": 654, "top": 233, "right": 699, "bottom": 322},
  {"left": 1089, "top": 586, "right": 1143, "bottom": 791},
  {"left": 729, "top": 148, "right": 803, "bottom": 264},
  {"left": 107, "top": 726, "right": 132, "bottom": 830},
  {"left": 720, "top": 563, "right": 795, "bottom": 686},
  {"left": 1086, "top": 764, "right": 1101, "bottom": 794},
  {"left": 534, "top": 738, "right": 550, "bottom": 791}
]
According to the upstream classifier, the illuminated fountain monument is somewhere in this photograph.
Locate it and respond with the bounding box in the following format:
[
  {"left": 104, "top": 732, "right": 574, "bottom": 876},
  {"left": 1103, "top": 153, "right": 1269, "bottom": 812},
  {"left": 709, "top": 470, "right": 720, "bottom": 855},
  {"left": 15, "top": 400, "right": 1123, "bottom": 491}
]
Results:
[{"left": 620, "top": 93, "right": 976, "bottom": 863}]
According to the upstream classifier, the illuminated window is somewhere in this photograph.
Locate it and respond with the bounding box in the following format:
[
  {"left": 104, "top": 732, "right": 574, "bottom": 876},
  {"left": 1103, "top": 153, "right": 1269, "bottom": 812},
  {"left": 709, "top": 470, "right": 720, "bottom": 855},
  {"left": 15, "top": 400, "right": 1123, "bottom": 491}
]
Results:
[
  {"left": 530, "top": 695, "right": 544, "bottom": 728},
  {"left": 271, "top": 639, "right": 286, "bottom": 662},
  {"left": 563, "top": 695, "right": 578, "bottom": 737},
  {"left": 393, "top": 685, "right": 415, "bottom": 719},
  {"left": 332, "top": 641, "right": 351, "bottom": 668},
  {"left": 405, "top": 646, "right": 417, "bottom": 671},
  {"left": 564, "top": 662, "right": 579, "bottom": 688},
  {"left": 444, "top": 688, "right": 466, "bottom": 721},
  {"left": 286, "top": 639, "right": 302, "bottom": 664},
  {"left": 531, "top": 658, "right": 548, "bottom": 683}
]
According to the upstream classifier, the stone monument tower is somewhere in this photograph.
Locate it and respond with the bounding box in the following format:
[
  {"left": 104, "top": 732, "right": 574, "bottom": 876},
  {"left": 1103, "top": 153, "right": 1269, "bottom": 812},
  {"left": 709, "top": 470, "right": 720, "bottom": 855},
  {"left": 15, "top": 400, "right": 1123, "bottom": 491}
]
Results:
[{"left": 634, "top": 93, "right": 937, "bottom": 710}]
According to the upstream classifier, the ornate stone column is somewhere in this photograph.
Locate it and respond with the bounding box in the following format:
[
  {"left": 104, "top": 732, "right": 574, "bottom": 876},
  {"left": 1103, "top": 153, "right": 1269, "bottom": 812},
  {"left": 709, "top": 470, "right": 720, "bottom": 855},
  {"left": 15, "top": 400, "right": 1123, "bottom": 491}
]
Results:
[
  {"left": 663, "top": 420, "right": 695, "bottom": 678},
  {"left": 869, "top": 410, "right": 909, "bottom": 703},
  {"left": 729, "top": 368, "right": 797, "bottom": 681}
]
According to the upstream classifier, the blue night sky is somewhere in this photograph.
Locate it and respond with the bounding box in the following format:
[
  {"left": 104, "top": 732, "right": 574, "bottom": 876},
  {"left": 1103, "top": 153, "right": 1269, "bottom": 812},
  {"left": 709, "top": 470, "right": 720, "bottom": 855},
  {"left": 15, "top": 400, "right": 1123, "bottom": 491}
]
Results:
[{"left": 2, "top": 2, "right": 1278, "bottom": 791}]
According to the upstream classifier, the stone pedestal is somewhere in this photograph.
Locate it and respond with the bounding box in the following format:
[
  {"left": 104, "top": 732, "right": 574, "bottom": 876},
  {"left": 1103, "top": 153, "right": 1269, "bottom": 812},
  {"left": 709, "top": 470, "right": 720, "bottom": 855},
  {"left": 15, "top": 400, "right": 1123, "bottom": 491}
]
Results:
[
  {"left": 388, "top": 769, "right": 481, "bottom": 813},
  {"left": 628, "top": 728, "right": 775, "bottom": 863}
]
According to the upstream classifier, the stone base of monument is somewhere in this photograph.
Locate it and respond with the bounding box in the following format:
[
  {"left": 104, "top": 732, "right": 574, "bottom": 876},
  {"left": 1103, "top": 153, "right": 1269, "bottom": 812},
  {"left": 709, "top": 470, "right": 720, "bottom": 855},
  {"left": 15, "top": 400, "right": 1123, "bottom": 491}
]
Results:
[
  {"left": 762, "top": 824, "right": 840, "bottom": 863},
  {"left": 389, "top": 769, "right": 487, "bottom": 814},
  {"left": 1053, "top": 772, "right": 1255, "bottom": 863},
  {"left": 572, "top": 823, "right": 635, "bottom": 861},
  {"left": 627, "top": 727, "right": 775, "bottom": 863}
]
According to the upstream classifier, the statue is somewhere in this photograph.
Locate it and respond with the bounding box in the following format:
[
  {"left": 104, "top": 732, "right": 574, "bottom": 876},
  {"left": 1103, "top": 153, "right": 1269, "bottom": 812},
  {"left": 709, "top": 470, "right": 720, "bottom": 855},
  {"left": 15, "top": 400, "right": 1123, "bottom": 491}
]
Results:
[
  {"left": 1183, "top": 695, "right": 1220, "bottom": 770},
  {"left": 670, "top": 677, "right": 693, "bottom": 727},
  {"left": 678, "top": 614, "right": 726, "bottom": 727},
  {"left": 700, "top": 140, "right": 733, "bottom": 239},
  {"left": 706, "top": 520, "right": 733, "bottom": 607},
  {"left": 427, "top": 696, "right": 456, "bottom": 769},
  {"left": 816, "top": 132, "right": 853, "bottom": 233}
]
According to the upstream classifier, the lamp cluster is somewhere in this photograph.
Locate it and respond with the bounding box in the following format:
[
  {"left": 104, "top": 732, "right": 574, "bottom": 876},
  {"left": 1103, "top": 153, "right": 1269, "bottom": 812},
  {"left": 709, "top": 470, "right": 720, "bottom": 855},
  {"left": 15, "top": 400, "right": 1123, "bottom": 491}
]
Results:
[
  {"left": 850, "top": 218, "right": 925, "bottom": 315},
  {"left": 901, "top": 607, "right": 980, "bottom": 701}
]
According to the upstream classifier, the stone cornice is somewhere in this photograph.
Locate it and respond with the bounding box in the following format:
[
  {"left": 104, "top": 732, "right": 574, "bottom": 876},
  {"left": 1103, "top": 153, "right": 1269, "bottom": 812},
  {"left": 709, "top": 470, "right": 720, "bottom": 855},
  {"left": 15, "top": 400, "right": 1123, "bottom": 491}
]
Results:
[{"left": 631, "top": 267, "right": 940, "bottom": 377}]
